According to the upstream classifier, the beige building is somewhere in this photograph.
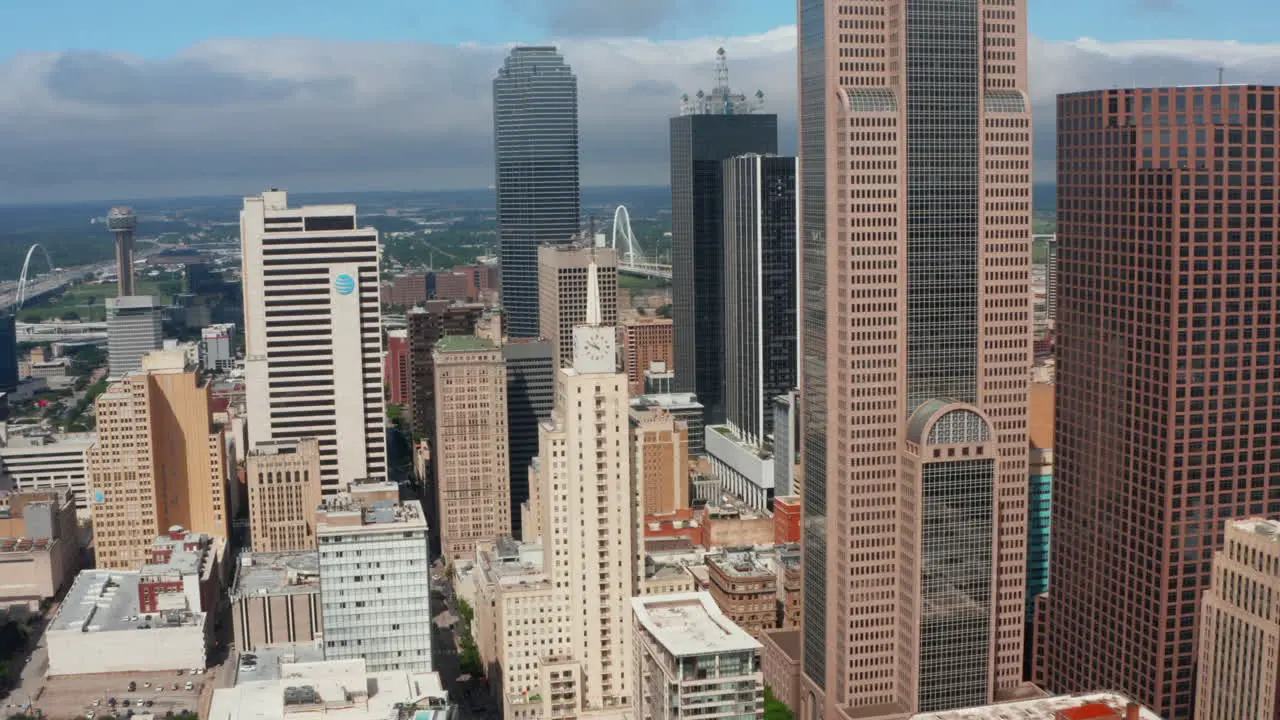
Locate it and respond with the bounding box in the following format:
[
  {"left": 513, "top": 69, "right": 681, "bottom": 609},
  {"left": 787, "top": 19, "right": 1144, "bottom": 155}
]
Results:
[
  {"left": 794, "top": 0, "right": 1033, "bottom": 715},
  {"left": 632, "top": 592, "right": 763, "bottom": 720},
  {"left": 537, "top": 244, "right": 618, "bottom": 368},
  {"left": 631, "top": 409, "right": 689, "bottom": 516},
  {"left": 247, "top": 439, "right": 323, "bottom": 552},
  {"left": 1196, "top": 518, "right": 1280, "bottom": 720},
  {"left": 88, "top": 350, "right": 229, "bottom": 570},
  {"left": 0, "top": 489, "right": 80, "bottom": 610},
  {"left": 230, "top": 549, "right": 322, "bottom": 652},
  {"left": 498, "top": 263, "right": 636, "bottom": 718},
  {"left": 433, "top": 335, "right": 511, "bottom": 561}
]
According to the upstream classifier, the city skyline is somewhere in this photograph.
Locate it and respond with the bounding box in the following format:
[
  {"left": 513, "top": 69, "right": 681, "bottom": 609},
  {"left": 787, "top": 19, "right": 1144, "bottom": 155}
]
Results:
[{"left": 4, "top": 6, "right": 1280, "bottom": 201}]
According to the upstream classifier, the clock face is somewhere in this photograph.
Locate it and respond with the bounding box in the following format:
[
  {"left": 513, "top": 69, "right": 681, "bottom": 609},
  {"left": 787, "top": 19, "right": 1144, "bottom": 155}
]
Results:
[
  {"left": 585, "top": 336, "right": 609, "bottom": 362},
  {"left": 574, "top": 328, "right": 615, "bottom": 372}
]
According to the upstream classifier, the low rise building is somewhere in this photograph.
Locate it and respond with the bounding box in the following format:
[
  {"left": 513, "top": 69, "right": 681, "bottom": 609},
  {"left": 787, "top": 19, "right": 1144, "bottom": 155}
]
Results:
[
  {"left": 705, "top": 549, "right": 778, "bottom": 637},
  {"left": 47, "top": 570, "right": 208, "bottom": 676},
  {"left": 247, "top": 439, "right": 323, "bottom": 552},
  {"left": 772, "top": 496, "right": 800, "bottom": 544},
  {"left": 208, "top": 655, "right": 454, "bottom": 720},
  {"left": 0, "top": 489, "right": 80, "bottom": 610},
  {"left": 0, "top": 431, "right": 95, "bottom": 513},
  {"left": 632, "top": 592, "right": 763, "bottom": 720},
  {"left": 230, "top": 549, "right": 322, "bottom": 652},
  {"left": 139, "top": 527, "right": 225, "bottom": 615},
  {"left": 908, "top": 693, "right": 1158, "bottom": 720},
  {"left": 705, "top": 424, "right": 773, "bottom": 511}
]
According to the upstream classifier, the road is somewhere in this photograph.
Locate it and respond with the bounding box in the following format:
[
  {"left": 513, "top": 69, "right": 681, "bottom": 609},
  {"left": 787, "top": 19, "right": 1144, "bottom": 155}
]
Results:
[
  {"left": 432, "top": 567, "right": 498, "bottom": 719},
  {"left": 3, "top": 616, "right": 50, "bottom": 717}
]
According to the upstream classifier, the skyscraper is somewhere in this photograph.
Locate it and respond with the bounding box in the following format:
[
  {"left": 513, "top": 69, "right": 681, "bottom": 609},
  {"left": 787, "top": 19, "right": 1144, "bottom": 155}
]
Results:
[
  {"left": 405, "top": 301, "right": 486, "bottom": 441},
  {"left": 503, "top": 338, "right": 555, "bottom": 538},
  {"left": 0, "top": 312, "right": 17, "bottom": 392},
  {"left": 722, "top": 153, "right": 798, "bottom": 447},
  {"left": 796, "top": 0, "right": 1032, "bottom": 715},
  {"left": 88, "top": 350, "right": 229, "bottom": 570},
  {"left": 494, "top": 46, "right": 581, "bottom": 339},
  {"left": 240, "top": 190, "right": 386, "bottom": 493},
  {"left": 106, "top": 206, "right": 137, "bottom": 297},
  {"left": 105, "top": 295, "right": 163, "bottom": 378},
  {"left": 1046, "top": 84, "right": 1280, "bottom": 720},
  {"left": 670, "top": 52, "right": 776, "bottom": 425}
]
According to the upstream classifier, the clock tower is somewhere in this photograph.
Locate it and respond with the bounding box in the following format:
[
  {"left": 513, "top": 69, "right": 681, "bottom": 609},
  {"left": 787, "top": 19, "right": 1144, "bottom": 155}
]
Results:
[{"left": 571, "top": 260, "right": 617, "bottom": 374}]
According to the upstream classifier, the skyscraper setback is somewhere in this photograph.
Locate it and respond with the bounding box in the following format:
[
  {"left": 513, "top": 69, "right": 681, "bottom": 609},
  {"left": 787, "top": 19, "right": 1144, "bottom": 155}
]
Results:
[
  {"left": 1045, "top": 84, "right": 1280, "bottom": 720},
  {"left": 796, "top": 0, "right": 1032, "bottom": 715},
  {"left": 493, "top": 46, "right": 581, "bottom": 339},
  {"left": 240, "top": 190, "right": 387, "bottom": 492},
  {"left": 670, "top": 50, "right": 777, "bottom": 424}
]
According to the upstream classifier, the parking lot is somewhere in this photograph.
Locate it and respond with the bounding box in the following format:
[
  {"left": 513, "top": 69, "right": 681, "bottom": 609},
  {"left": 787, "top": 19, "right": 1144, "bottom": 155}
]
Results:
[{"left": 31, "top": 670, "right": 206, "bottom": 719}]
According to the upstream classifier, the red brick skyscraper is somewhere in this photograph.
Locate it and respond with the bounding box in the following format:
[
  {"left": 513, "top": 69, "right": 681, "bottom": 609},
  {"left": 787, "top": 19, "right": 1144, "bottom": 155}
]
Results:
[
  {"left": 1045, "top": 84, "right": 1280, "bottom": 720},
  {"left": 796, "top": 0, "right": 1032, "bottom": 716}
]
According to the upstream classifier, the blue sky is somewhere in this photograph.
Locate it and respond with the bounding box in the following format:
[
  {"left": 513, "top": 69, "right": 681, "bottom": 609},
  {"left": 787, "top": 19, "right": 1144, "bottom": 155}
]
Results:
[{"left": 2, "top": 0, "right": 1276, "bottom": 61}]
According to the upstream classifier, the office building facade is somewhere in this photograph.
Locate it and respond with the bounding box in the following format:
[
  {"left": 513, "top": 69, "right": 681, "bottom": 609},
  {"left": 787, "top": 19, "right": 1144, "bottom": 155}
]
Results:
[
  {"left": 433, "top": 336, "right": 511, "bottom": 561},
  {"left": 494, "top": 46, "right": 581, "bottom": 339},
  {"left": 1196, "top": 518, "right": 1280, "bottom": 720},
  {"left": 247, "top": 438, "right": 323, "bottom": 552},
  {"left": 240, "top": 190, "right": 386, "bottom": 492},
  {"left": 631, "top": 408, "right": 690, "bottom": 516},
  {"left": 1046, "top": 84, "right": 1280, "bottom": 720},
  {"left": 538, "top": 244, "right": 618, "bottom": 368},
  {"left": 797, "top": 0, "right": 1033, "bottom": 715},
  {"left": 106, "top": 295, "right": 163, "bottom": 378},
  {"left": 405, "top": 301, "right": 486, "bottom": 440},
  {"left": 0, "top": 313, "right": 16, "bottom": 392},
  {"left": 670, "top": 112, "right": 777, "bottom": 424},
  {"left": 88, "top": 351, "right": 228, "bottom": 570},
  {"left": 722, "top": 154, "right": 798, "bottom": 447},
  {"left": 317, "top": 485, "right": 432, "bottom": 672},
  {"left": 620, "top": 319, "right": 674, "bottom": 396},
  {"left": 503, "top": 339, "right": 555, "bottom": 538},
  {"left": 384, "top": 328, "right": 409, "bottom": 406},
  {"left": 200, "top": 322, "right": 236, "bottom": 373}
]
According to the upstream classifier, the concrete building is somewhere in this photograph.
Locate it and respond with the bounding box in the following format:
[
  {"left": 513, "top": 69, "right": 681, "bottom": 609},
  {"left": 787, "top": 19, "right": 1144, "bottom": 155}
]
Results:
[
  {"left": 771, "top": 391, "right": 799, "bottom": 499},
  {"left": 494, "top": 46, "right": 581, "bottom": 339},
  {"left": 795, "top": 0, "right": 1034, "bottom": 715},
  {"left": 504, "top": 263, "right": 636, "bottom": 717},
  {"left": 433, "top": 335, "right": 511, "bottom": 560},
  {"left": 387, "top": 273, "right": 430, "bottom": 307},
  {"left": 705, "top": 549, "right": 778, "bottom": 637},
  {"left": 504, "top": 339, "right": 555, "bottom": 538},
  {"left": 1045, "top": 85, "right": 1280, "bottom": 720},
  {"left": 0, "top": 489, "right": 79, "bottom": 610},
  {"left": 722, "top": 154, "right": 798, "bottom": 449},
  {"left": 240, "top": 189, "right": 387, "bottom": 492},
  {"left": 631, "top": 408, "right": 689, "bottom": 516},
  {"left": 317, "top": 484, "right": 432, "bottom": 672},
  {"left": 0, "top": 431, "right": 95, "bottom": 512},
  {"left": 47, "top": 570, "right": 208, "bottom": 676},
  {"left": 631, "top": 592, "right": 763, "bottom": 720},
  {"left": 705, "top": 424, "right": 773, "bottom": 512},
  {"left": 631, "top": 390, "right": 705, "bottom": 456},
  {"left": 385, "top": 328, "right": 410, "bottom": 406},
  {"left": 88, "top": 350, "right": 229, "bottom": 570},
  {"left": 230, "top": 549, "right": 322, "bottom": 652},
  {"left": 620, "top": 320, "right": 673, "bottom": 396},
  {"left": 1196, "top": 518, "right": 1280, "bottom": 720},
  {"left": 138, "top": 528, "right": 225, "bottom": 616},
  {"left": 106, "top": 295, "right": 163, "bottom": 378},
  {"left": 200, "top": 322, "right": 236, "bottom": 373},
  {"left": 671, "top": 56, "right": 778, "bottom": 426},
  {"left": 406, "top": 301, "right": 487, "bottom": 440},
  {"left": 208, "top": 656, "right": 453, "bottom": 720},
  {"left": 537, "top": 244, "right": 618, "bottom": 368},
  {"left": 247, "top": 439, "right": 323, "bottom": 552}
]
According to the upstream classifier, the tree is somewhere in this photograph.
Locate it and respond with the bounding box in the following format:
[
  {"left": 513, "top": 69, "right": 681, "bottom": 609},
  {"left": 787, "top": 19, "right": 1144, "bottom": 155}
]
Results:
[
  {"left": 764, "top": 686, "right": 795, "bottom": 720},
  {"left": 656, "top": 304, "right": 672, "bottom": 319},
  {"left": 457, "top": 599, "right": 474, "bottom": 625}
]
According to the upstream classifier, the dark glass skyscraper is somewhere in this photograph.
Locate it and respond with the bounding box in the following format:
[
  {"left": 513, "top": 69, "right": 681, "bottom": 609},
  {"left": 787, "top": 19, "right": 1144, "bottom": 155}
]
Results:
[
  {"left": 493, "top": 47, "right": 581, "bottom": 339},
  {"left": 0, "top": 312, "right": 17, "bottom": 392},
  {"left": 503, "top": 338, "right": 555, "bottom": 537},
  {"left": 670, "top": 105, "right": 776, "bottom": 425},
  {"left": 721, "top": 154, "right": 798, "bottom": 448}
]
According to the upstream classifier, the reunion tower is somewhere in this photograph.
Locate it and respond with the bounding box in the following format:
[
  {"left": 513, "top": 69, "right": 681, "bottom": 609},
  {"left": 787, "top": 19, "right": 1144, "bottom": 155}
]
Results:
[{"left": 106, "top": 207, "right": 137, "bottom": 296}]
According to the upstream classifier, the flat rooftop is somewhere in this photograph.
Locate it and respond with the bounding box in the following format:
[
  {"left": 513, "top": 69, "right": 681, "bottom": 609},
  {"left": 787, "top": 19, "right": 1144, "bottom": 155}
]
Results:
[
  {"left": 633, "top": 592, "right": 760, "bottom": 658},
  {"left": 632, "top": 393, "right": 702, "bottom": 411},
  {"left": 1233, "top": 517, "right": 1280, "bottom": 541},
  {"left": 909, "top": 693, "right": 1161, "bottom": 720},
  {"left": 434, "top": 335, "right": 495, "bottom": 353},
  {"left": 707, "top": 550, "right": 773, "bottom": 579},
  {"left": 51, "top": 571, "right": 205, "bottom": 635},
  {"left": 231, "top": 550, "right": 321, "bottom": 599},
  {"left": 317, "top": 497, "right": 427, "bottom": 535}
]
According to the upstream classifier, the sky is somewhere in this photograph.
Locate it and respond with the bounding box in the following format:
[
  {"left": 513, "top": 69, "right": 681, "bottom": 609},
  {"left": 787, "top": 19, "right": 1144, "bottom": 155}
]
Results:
[{"left": 2, "top": 0, "right": 1280, "bottom": 202}]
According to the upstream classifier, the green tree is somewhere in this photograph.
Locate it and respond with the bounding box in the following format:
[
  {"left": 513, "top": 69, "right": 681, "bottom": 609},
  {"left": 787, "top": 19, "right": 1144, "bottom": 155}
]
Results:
[
  {"left": 656, "top": 304, "right": 672, "bottom": 319},
  {"left": 457, "top": 598, "right": 474, "bottom": 625},
  {"left": 764, "top": 686, "right": 795, "bottom": 720}
]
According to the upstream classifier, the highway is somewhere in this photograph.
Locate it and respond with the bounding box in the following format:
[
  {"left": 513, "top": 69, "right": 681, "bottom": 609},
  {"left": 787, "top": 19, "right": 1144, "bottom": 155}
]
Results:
[{"left": 0, "top": 263, "right": 111, "bottom": 312}]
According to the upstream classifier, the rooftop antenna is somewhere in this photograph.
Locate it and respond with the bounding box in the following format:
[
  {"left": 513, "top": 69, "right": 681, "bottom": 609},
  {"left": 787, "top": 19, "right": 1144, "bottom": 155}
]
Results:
[
  {"left": 1218, "top": 66, "right": 1225, "bottom": 85},
  {"left": 714, "top": 47, "right": 730, "bottom": 95}
]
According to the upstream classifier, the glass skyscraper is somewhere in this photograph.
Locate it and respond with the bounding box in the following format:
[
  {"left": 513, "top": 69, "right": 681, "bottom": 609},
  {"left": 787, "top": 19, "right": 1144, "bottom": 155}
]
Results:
[
  {"left": 493, "top": 46, "right": 580, "bottom": 339},
  {"left": 0, "top": 312, "right": 17, "bottom": 392}
]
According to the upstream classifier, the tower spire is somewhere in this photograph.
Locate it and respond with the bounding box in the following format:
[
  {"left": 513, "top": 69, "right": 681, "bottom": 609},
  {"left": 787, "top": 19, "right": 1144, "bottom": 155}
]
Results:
[{"left": 586, "top": 258, "right": 601, "bottom": 326}]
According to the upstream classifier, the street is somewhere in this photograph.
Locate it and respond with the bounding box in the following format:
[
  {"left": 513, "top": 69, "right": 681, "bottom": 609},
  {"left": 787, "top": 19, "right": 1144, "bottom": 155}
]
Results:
[{"left": 432, "top": 568, "right": 497, "bottom": 720}]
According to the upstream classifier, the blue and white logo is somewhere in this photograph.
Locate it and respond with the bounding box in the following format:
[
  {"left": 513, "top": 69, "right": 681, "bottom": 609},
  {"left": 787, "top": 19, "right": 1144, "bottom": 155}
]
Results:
[
  {"left": 334, "top": 273, "right": 356, "bottom": 296},
  {"left": 93, "top": 490, "right": 105, "bottom": 504}
]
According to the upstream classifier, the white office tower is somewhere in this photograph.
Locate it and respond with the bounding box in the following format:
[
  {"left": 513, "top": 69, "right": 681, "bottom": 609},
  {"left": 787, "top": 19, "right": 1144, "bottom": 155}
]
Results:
[
  {"left": 240, "top": 190, "right": 386, "bottom": 492},
  {"left": 200, "top": 322, "right": 236, "bottom": 372},
  {"left": 632, "top": 592, "right": 763, "bottom": 719},
  {"left": 517, "top": 262, "right": 635, "bottom": 718},
  {"left": 105, "top": 295, "right": 163, "bottom": 378}
]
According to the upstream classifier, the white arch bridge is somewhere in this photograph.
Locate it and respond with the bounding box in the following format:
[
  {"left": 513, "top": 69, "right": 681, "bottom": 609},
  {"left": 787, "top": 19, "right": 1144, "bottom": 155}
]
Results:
[{"left": 608, "top": 206, "right": 671, "bottom": 280}]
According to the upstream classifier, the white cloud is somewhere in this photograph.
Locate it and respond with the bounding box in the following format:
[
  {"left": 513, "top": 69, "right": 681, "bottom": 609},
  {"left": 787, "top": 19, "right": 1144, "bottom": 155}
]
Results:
[{"left": 3, "top": 28, "right": 1280, "bottom": 201}]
